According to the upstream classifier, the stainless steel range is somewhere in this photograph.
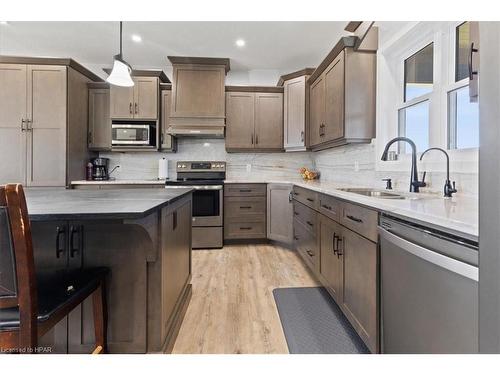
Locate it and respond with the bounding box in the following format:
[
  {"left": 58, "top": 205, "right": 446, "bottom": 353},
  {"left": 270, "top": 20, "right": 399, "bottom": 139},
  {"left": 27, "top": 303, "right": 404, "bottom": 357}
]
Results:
[{"left": 165, "top": 161, "right": 225, "bottom": 249}]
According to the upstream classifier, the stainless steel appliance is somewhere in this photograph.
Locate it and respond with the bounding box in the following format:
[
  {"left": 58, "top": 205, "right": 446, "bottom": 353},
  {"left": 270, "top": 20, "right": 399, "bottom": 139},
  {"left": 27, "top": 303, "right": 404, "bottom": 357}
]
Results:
[
  {"left": 379, "top": 214, "right": 479, "bottom": 353},
  {"left": 165, "top": 161, "right": 226, "bottom": 249},
  {"left": 112, "top": 123, "right": 153, "bottom": 146}
]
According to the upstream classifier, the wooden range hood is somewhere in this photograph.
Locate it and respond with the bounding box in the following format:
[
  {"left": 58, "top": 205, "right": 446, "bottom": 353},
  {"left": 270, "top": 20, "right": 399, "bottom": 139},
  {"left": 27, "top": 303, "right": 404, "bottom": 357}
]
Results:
[{"left": 167, "top": 56, "right": 230, "bottom": 137}]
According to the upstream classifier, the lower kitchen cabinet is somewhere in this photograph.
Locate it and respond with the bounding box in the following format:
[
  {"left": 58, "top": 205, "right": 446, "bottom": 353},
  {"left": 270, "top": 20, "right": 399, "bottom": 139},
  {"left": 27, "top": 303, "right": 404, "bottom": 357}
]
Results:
[
  {"left": 224, "top": 183, "right": 267, "bottom": 240},
  {"left": 29, "top": 195, "right": 192, "bottom": 353},
  {"left": 319, "top": 214, "right": 343, "bottom": 303},
  {"left": 293, "top": 188, "right": 379, "bottom": 353},
  {"left": 293, "top": 218, "right": 319, "bottom": 273},
  {"left": 267, "top": 183, "right": 293, "bottom": 244},
  {"left": 341, "top": 226, "right": 378, "bottom": 353}
]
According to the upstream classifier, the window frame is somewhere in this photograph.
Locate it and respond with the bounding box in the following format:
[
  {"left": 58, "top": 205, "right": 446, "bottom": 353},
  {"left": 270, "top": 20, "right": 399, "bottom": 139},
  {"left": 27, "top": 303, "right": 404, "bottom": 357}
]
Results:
[{"left": 375, "top": 21, "right": 478, "bottom": 175}]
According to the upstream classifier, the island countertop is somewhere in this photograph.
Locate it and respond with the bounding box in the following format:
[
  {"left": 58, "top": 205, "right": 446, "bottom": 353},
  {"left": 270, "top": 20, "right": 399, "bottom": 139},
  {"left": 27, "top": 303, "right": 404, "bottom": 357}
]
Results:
[{"left": 25, "top": 187, "right": 193, "bottom": 221}]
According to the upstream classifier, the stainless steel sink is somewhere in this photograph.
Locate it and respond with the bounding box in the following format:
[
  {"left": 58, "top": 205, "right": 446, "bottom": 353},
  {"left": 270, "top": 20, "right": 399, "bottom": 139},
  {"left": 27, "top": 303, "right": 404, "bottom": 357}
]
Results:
[{"left": 338, "top": 188, "right": 407, "bottom": 199}]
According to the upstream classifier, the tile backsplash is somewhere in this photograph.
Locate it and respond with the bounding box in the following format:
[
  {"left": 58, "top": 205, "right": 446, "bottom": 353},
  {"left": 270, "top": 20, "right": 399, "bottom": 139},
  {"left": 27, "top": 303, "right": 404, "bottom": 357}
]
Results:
[
  {"left": 100, "top": 138, "right": 478, "bottom": 197},
  {"left": 100, "top": 139, "right": 315, "bottom": 181}
]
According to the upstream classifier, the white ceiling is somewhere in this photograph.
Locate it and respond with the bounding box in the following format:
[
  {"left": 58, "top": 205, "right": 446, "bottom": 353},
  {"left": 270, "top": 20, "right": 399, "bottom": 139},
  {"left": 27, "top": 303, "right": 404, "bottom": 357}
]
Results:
[{"left": 0, "top": 21, "right": 353, "bottom": 83}]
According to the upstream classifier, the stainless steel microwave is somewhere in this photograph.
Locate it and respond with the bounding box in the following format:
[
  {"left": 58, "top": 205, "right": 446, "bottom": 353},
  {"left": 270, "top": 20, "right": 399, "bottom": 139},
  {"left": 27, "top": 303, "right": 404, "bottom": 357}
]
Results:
[{"left": 112, "top": 124, "right": 152, "bottom": 145}]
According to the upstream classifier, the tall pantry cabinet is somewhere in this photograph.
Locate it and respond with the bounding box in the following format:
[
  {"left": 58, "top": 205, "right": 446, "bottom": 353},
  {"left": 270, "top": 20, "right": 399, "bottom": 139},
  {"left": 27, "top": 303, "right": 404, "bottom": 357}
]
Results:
[{"left": 0, "top": 57, "right": 100, "bottom": 186}]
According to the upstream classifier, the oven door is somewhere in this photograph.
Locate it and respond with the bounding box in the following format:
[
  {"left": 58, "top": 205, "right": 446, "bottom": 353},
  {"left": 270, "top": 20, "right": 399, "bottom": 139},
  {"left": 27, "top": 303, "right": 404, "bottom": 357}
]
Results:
[
  {"left": 191, "top": 186, "right": 223, "bottom": 227},
  {"left": 166, "top": 185, "right": 223, "bottom": 226}
]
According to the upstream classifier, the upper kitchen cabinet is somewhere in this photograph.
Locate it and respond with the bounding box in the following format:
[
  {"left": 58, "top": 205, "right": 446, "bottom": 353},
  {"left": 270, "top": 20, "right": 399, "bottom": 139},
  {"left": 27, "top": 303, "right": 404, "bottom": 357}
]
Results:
[
  {"left": 160, "top": 84, "right": 177, "bottom": 152},
  {"left": 0, "top": 56, "right": 101, "bottom": 187},
  {"left": 88, "top": 82, "right": 111, "bottom": 151},
  {"left": 225, "top": 87, "right": 283, "bottom": 152},
  {"left": 107, "top": 69, "right": 170, "bottom": 120},
  {"left": 278, "top": 68, "right": 315, "bottom": 151},
  {"left": 167, "top": 56, "right": 230, "bottom": 136},
  {"left": 308, "top": 36, "right": 377, "bottom": 151}
]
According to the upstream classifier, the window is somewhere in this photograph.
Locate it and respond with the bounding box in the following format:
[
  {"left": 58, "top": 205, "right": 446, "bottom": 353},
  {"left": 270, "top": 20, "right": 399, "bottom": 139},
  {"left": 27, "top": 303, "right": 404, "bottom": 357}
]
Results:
[
  {"left": 399, "top": 101, "right": 430, "bottom": 153},
  {"left": 448, "top": 86, "right": 479, "bottom": 149},
  {"left": 404, "top": 43, "right": 434, "bottom": 101},
  {"left": 399, "top": 43, "right": 433, "bottom": 153},
  {"left": 447, "top": 22, "right": 479, "bottom": 149},
  {"left": 455, "top": 22, "right": 470, "bottom": 82}
]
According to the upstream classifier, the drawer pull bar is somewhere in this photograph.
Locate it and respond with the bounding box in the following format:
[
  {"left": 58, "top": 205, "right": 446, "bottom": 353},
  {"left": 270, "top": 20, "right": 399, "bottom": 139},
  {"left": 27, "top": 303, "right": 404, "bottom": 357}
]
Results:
[
  {"left": 240, "top": 206, "right": 252, "bottom": 209},
  {"left": 306, "top": 250, "right": 314, "bottom": 257},
  {"left": 293, "top": 211, "right": 299, "bottom": 216},
  {"left": 240, "top": 227, "right": 252, "bottom": 230},
  {"left": 321, "top": 204, "right": 333, "bottom": 211},
  {"left": 306, "top": 221, "right": 314, "bottom": 227},
  {"left": 239, "top": 189, "right": 252, "bottom": 193},
  {"left": 294, "top": 235, "right": 299, "bottom": 240},
  {"left": 346, "top": 214, "right": 363, "bottom": 223},
  {"left": 306, "top": 198, "right": 314, "bottom": 202}
]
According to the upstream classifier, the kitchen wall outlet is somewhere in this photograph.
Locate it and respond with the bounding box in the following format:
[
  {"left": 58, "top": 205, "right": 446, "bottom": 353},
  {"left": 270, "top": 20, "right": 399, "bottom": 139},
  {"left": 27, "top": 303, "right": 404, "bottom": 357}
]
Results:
[
  {"left": 246, "top": 164, "right": 252, "bottom": 173},
  {"left": 354, "top": 161, "right": 359, "bottom": 172}
]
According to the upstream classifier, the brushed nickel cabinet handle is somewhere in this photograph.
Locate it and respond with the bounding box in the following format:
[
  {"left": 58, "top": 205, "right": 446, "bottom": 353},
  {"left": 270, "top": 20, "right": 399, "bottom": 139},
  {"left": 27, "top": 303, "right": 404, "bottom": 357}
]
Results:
[
  {"left": 321, "top": 204, "right": 333, "bottom": 211},
  {"left": 251, "top": 134, "right": 254, "bottom": 145},
  {"left": 301, "top": 130, "right": 304, "bottom": 142},
  {"left": 21, "top": 119, "right": 26, "bottom": 132},
  {"left": 306, "top": 221, "right": 314, "bottom": 227},
  {"left": 129, "top": 102, "right": 133, "bottom": 114},
  {"left": 239, "top": 206, "right": 252, "bottom": 209},
  {"left": 306, "top": 198, "right": 314, "bottom": 202},
  {"left": 240, "top": 227, "right": 252, "bottom": 230},
  {"left": 135, "top": 103, "right": 138, "bottom": 114},
  {"left": 88, "top": 131, "right": 93, "bottom": 144},
  {"left": 306, "top": 250, "right": 314, "bottom": 257},
  {"left": 255, "top": 135, "right": 259, "bottom": 144}
]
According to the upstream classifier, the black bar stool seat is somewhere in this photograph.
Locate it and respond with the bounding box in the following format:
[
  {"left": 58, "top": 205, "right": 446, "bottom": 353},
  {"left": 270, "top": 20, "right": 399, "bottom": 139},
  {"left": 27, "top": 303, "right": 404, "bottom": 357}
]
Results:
[{"left": 0, "top": 267, "right": 108, "bottom": 331}]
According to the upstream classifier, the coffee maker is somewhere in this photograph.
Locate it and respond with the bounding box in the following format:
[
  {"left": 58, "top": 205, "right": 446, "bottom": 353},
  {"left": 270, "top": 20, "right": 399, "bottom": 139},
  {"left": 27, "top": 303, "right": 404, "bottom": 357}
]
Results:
[{"left": 91, "top": 158, "right": 110, "bottom": 181}]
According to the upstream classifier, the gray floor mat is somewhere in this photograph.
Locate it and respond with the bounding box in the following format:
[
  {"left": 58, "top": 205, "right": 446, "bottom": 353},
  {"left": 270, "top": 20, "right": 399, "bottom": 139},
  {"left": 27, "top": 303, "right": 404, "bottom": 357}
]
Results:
[{"left": 273, "top": 287, "right": 370, "bottom": 354}]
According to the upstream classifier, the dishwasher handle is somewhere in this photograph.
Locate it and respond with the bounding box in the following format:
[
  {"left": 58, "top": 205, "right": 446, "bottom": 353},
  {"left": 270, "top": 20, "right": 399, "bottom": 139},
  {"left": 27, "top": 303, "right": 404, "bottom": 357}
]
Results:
[{"left": 378, "top": 227, "right": 478, "bottom": 281}]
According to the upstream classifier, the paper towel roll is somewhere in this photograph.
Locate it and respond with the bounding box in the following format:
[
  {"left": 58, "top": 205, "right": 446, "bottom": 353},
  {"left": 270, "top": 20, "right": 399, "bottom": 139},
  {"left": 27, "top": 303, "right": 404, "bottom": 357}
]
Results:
[{"left": 158, "top": 158, "right": 169, "bottom": 180}]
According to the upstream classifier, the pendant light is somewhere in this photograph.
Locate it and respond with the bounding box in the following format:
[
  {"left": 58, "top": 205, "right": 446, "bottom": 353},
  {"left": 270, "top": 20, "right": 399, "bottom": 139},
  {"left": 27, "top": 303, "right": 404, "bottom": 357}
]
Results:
[{"left": 106, "top": 21, "right": 134, "bottom": 87}]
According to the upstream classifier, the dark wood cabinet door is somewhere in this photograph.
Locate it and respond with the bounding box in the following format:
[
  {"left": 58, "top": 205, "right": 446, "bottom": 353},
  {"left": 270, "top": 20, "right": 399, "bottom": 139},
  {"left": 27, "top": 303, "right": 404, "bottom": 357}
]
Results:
[
  {"left": 254, "top": 92, "right": 283, "bottom": 150},
  {"left": 68, "top": 223, "right": 148, "bottom": 353},
  {"left": 225, "top": 91, "right": 255, "bottom": 150},
  {"left": 323, "top": 51, "right": 345, "bottom": 142},
  {"left": 309, "top": 75, "right": 325, "bottom": 147},
  {"left": 319, "top": 215, "right": 343, "bottom": 304},
  {"left": 31, "top": 221, "right": 70, "bottom": 353},
  {"left": 161, "top": 199, "right": 192, "bottom": 339},
  {"left": 341, "top": 226, "right": 378, "bottom": 353}
]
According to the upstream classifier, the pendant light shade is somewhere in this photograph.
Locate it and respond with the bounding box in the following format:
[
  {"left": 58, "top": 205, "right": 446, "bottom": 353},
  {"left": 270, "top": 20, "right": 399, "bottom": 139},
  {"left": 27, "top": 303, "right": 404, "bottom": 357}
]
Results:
[{"left": 106, "top": 22, "right": 134, "bottom": 87}]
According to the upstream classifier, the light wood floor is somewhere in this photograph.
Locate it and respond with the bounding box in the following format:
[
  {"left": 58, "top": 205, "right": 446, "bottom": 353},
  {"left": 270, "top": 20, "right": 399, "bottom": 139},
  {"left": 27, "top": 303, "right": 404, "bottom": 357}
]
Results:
[{"left": 171, "top": 243, "right": 320, "bottom": 354}]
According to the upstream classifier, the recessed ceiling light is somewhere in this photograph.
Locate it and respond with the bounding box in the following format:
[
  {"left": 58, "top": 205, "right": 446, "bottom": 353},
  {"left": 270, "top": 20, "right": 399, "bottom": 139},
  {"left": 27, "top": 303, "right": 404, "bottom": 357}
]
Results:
[
  {"left": 235, "top": 39, "right": 246, "bottom": 47},
  {"left": 0, "top": 21, "right": 8, "bottom": 25},
  {"left": 131, "top": 34, "right": 142, "bottom": 43}
]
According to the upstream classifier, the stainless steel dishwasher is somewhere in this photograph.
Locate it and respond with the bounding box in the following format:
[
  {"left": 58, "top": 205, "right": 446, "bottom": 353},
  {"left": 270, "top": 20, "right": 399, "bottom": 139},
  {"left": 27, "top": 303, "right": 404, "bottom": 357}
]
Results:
[{"left": 379, "top": 214, "right": 478, "bottom": 353}]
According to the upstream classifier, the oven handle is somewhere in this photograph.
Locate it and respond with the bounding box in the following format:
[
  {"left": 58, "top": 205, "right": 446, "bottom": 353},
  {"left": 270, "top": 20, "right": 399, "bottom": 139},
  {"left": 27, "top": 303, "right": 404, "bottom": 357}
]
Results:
[{"left": 165, "top": 185, "right": 223, "bottom": 190}]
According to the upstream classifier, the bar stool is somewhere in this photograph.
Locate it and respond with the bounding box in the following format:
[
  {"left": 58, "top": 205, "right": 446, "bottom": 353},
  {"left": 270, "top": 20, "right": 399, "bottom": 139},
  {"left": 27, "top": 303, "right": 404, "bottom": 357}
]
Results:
[{"left": 0, "top": 184, "right": 108, "bottom": 354}]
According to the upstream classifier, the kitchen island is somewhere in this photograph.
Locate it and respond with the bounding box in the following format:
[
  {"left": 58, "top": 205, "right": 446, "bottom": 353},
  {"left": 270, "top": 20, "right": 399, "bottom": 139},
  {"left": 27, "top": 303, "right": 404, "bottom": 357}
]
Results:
[{"left": 24, "top": 188, "right": 193, "bottom": 354}]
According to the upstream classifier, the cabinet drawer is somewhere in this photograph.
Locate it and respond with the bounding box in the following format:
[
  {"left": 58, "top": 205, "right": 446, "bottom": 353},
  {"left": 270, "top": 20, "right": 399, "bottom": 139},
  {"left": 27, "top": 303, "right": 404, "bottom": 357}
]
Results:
[
  {"left": 225, "top": 197, "right": 266, "bottom": 218},
  {"left": 318, "top": 194, "right": 341, "bottom": 221},
  {"left": 224, "top": 183, "right": 266, "bottom": 197},
  {"left": 224, "top": 220, "right": 266, "bottom": 239},
  {"left": 340, "top": 202, "right": 378, "bottom": 242},
  {"left": 293, "top": 200, "right": 317, "bottom": 235},
  {"left": 292, "top": 186, "right": 318, "bottom": 209},
  {"left": 293, "top": 218, "right": 319, "bottom": 272}
]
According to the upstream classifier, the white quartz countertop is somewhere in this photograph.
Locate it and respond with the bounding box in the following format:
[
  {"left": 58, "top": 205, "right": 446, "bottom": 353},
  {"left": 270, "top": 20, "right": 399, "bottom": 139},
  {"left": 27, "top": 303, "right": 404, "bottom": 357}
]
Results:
[
  {"left": 225, "top": 179, "right": 478, "bottom": 241},
  {"left": 71, "top": 179, "right": 166, "bottom": 185},
  {"left": 70, "top": 178, "right": 478, "bottom": 240}
]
